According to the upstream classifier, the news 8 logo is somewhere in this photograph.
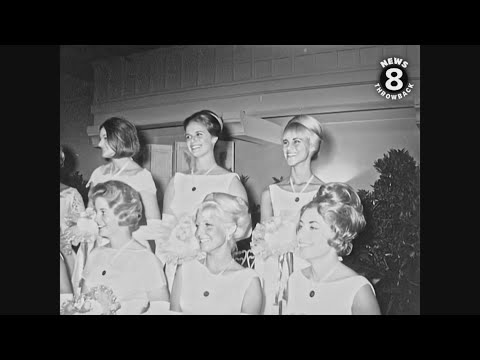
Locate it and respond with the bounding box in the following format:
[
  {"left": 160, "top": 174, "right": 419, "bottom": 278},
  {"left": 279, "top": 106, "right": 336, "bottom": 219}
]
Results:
[{"left": 374, "top": 57, "right": 415, "bottom": 100}]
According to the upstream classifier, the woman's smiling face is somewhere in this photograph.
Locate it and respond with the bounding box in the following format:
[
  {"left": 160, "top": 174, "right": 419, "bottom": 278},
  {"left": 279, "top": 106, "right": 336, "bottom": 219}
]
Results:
[
  {"left": 296, "top": 207, "right": 336, "bottom": 260},
  {"left": 195, "top": 207, "right": 234, "bottom": 253},
  {"left": 94, "top": 197, "right": 120, "bottom": 239},
  {"left": 185, "top": 121, "right": 217, "bottom": 158},
  {"left": 282, "top": 129, "right": 311, "bottom": 167}
]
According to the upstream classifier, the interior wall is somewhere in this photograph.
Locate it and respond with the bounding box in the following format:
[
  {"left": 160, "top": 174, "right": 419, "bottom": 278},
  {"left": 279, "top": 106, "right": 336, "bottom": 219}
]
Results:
[
  {"left": 314, "top": 118, "right": 420, "bottom": 192},
  {"left": 60, "top": 74, "right": 103, "bottom": 181}
]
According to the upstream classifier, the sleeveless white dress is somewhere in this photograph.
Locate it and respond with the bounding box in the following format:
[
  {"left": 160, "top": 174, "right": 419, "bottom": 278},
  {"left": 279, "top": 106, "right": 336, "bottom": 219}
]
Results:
[
  {"left": 169, "top": 172, "right": 240, "bottom": 219},
  {"left": 178, "top": 259, "right": 261, "bottom": 314},
  {"left": 87, "top": 163, "right": 157, "bottom": 195},
  {"left": 72, "top": 163, "right": 158, "bottom": 295},
  {"left": 162, "top": 172, "right": 241, "bottom": 291},
  {"left": 82, "top": 245, "right": 167, "bottom": 315},
  {"left": 256, "top": 183, "right": 320, "bottom": 315},
  {"left": 285, "top": 271, "right": 375, "bottom": 315}
]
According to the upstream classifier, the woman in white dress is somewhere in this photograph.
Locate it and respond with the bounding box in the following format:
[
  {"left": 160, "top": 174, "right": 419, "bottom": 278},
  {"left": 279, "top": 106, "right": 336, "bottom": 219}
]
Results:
[
  {"left": 60, "top": 146, "right": 85, "bottom": 280},
  {"left": 73, "top": 117, "right": 161, "bottom": 294},
  {"left": 161, "top": 110, "right": 248, "bottom": 290},
  {"left": 258, "top": 115, "right": 325, "bottom": 314},
  {"left": 285, "top": 182, "right": 381, "bottom": 315},
  {"left": 81, "top": 180, "right": 169, "bottom": 315},
  {"left": 170, "top": 192, "right": 262, "bottom": 315}
]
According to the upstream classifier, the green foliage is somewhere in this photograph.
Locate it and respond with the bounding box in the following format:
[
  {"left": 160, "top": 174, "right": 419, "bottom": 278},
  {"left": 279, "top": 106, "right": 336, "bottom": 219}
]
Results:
[{"left": 343, "top": 149, "right": 420, "bottom": 315}]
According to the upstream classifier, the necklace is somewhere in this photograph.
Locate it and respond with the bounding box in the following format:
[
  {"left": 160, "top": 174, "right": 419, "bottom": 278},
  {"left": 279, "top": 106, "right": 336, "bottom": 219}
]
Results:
[
  {"left": 308, "top": 262, "right": 339, "bottom": 298},
  {"left": 289, "top": 175, "right": 315, "bottom": 202},
  {"left": 202, "top": 258, "right": 236, "bottom": 297},
  {"left": 191, "top": 164, "right": 216, "bottom": 192},
  {"left": 101, "top": 239, "right": 135, "bottom": 276}
]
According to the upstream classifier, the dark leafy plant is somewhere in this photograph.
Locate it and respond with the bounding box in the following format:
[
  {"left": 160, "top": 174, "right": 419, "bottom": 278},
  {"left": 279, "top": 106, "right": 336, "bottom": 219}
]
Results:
[
  {"left": 235, "top": 174, "right": 261, "bottom": 258},
  {"left": 343, "top": 149, "right": 420, "bottom": 315},
  {"left": 272, "top": 176, "right": 284, "bottom": 184},
  {"left": 61, "top": 171, "right": 89, "bottom": 206}
]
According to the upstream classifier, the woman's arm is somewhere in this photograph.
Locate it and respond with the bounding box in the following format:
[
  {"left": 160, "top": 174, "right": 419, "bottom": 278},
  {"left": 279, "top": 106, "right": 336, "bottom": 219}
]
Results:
[
  {"left": 351, "top": 284, "right": 382, "bottom": 315},
  {"left": 60, "top": 257, "right": 73, "bottom": 294},
  {"left": 260, "top": 187, "right": 273, "bottom": 222},
  {"left": 162, "top": 176, "right": 176, "bottom": 218},
  {"left": 228, "top": 176, "right": 248, "bottom": 203},
  {"left": 241, "top": 277, "right": 263, "bottom": 315},
  {"left": 169, "top": 263, "right": 183, "bottom": 312},
  {"left": 146, "top": 257, "right": 170, "bottom": 302},
  {"left": 139, "top": 190, "right": 161, "bottom": 220}
]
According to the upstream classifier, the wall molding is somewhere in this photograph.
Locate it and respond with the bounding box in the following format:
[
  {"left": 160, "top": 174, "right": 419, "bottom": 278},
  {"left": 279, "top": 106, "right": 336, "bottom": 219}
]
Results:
[{"left": 87, "top": 45, "right": 420, "bottom": 145}]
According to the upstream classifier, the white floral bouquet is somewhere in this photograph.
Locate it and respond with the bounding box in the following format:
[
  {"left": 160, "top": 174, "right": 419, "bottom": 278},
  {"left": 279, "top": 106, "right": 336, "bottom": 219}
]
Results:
[
  {"left": 61, "top": 208, "right": 99, "bottom": 247},
  {"left": 250, "top": 216, "right": 298, "bottom": 260},
  {"left": 250, "top": 215, "right": 299, "bottom": 313},
  {"left": 60, "top": 285, "right": 121, "bottom": 315},
  {"left": 154, "top": 214, "right": 205, "bottom": 265}
]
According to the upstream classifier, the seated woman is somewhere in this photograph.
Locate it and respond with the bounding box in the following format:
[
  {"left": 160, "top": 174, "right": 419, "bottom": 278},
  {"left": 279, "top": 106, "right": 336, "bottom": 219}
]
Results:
[
  {"left": 285, "top": 182, "right": 381, "bottom": 315},
  {"left": 81, "top": 180, "right": 169, "bottom": 315},
  {"left": 170, "top": 192, "right": 263, "bottom": 315}
]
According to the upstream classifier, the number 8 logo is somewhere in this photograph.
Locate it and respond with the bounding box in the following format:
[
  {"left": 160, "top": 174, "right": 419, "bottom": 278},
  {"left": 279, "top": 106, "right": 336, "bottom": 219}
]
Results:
[{"left": 385, "top": 68, "right": 403, "bottom": 91}]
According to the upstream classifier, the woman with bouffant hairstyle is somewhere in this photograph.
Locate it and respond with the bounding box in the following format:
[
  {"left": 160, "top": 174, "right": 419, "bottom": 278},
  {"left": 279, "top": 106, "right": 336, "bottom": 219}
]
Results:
[
  {"left": 170, "top": 192, "right": 263, "bottom": 315},
  {"left": 285, "top": 182, "right": 381, "bottom": 315},
  {"left": 81, "top": 180, "right": 169, "bottom": 315}
]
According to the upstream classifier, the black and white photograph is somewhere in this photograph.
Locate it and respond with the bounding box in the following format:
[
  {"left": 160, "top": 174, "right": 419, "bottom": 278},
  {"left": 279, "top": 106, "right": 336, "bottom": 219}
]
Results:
[{"left": 59, "top": 45, "right": 420, "bottom": 315}]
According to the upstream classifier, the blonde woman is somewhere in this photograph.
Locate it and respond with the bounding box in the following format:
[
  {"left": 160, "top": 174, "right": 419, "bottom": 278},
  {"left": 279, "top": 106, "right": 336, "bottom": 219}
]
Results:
[
  {"left": 258, "top": 115, "right": 325, "bottom": 315},
  {"left": 81, "top": 180, "right": 169, "bottom": 315},
  {"left": 170, "top": 192, "right": 262, "bottom": 315}
]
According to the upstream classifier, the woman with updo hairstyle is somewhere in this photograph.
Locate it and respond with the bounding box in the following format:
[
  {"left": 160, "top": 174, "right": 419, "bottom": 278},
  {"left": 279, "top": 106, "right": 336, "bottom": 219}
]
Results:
[
  {"left": 261, "top": 114, "right": 325, "bottom": 221},
  {"left": 161, "top": 110, "right": 249, "bottom": 291},
  {"left": 285, "top": 182, "right": 381, "bottom": 315},
  {"left": 257, "top": 114, "right": 325, "bottom": 314},
  {"left": 81, "top": 180, "right": 169, "bottom": 315},
  {"left": 170, "top": 192, "right": 263, "bottom": 315}
]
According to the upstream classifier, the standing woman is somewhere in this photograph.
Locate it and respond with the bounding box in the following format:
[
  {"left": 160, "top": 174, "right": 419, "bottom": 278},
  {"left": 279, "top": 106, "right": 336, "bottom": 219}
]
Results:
[
  {"left": 161, "top": 110, "right": 248, "bottom": 290},
  {"left": 258, "top": 115, "right": 325, "bottom": 315},
  {"left": 72, "top": 117, "right": 161, "bottom": 293}
]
